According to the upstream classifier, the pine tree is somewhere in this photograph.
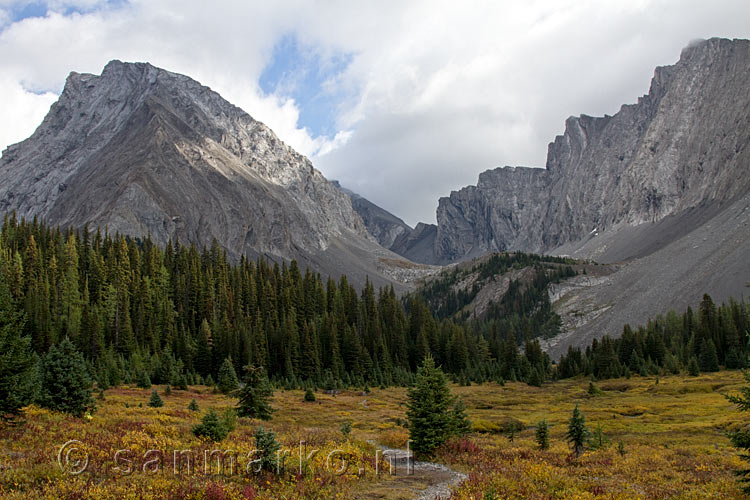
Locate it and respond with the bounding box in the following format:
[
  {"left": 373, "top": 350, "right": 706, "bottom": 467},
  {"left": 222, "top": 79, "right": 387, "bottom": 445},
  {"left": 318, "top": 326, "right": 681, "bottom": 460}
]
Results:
[
  {"left": 535, "top": 420, "right": 550, "bottom": 450},
  {"left": 699, "top": 338, "right": 720, "bottom": 372},
  {"left": 192, "top": 408, "right": 230, "bottom": 441},
  {"left": 188, "top": 399, "right": 199, "bottom": 411},
  {"left": 450, "top": 397, "right": 471, "bottom": 437},
  {"left": 137, "top": 370, "right": 152, "bottom": 389},
  {"left": 236, "top": 365, "right": 274, "bottom": 420},
  {"left": 726, "top": 371, "right": 750, "bottom": 493},
  {"left": 304, "top": 388, "right": 316, "bottom": 402},
  {"left": 406, "top": 355, "right": 455, "bottom": 457},
  {"left": 566, "top": 404, "right": 589, "bottom": 457},
  {"left": 217, "top": 357, "right": 240, "bottom": 394},
  {"left": 0, "top": 267, "right": 36, "bottom": 420},
  {"left": 148, "top": 389, "right": 163, "bottom": 408},
  {"left": 688, "top": 356, "right": 700, "bottom": 376},
  {"left": 253, "top": 426, "right": 282, "bottom": 473},
  {"left": 39, "top": 337, "right": 94, "bottom": 417}
]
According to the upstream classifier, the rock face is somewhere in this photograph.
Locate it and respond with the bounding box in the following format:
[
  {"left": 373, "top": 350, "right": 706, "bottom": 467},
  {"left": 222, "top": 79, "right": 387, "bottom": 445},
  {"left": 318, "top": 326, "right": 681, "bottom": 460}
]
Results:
[
  {"left": 334, "top": 182, "right": 412, "bottom": 249},
  {"left": 396, "top": 38, "right": 750, "bottom": 355},
  {"left": 407, "top": 38, "right": 750, "bottom": 264},
  {"left": 0, "top": 60, "right": 401, "bottom": 286}
]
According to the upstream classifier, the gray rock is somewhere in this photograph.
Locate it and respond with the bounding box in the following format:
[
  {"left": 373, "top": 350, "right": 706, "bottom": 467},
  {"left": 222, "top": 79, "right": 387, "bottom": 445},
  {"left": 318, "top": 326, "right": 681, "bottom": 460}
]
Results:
[
  {"left": 406, "top": 38, "right": 750, "bottom": 266},
  {"left": 0, "top": 60, "right": 405, "bottom": 288}
]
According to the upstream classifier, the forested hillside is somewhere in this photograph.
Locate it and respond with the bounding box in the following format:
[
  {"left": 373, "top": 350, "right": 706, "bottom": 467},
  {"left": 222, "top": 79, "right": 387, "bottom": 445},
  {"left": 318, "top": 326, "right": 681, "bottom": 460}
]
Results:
[
  {"left": 1, "top": 214, "right": 747, "bottom": 392},
  {"left": 558, "top": 293, "right": 750, "bottom": 380},
  {"left": 0, "top": 214, "right": 553, "bottom": 389}
]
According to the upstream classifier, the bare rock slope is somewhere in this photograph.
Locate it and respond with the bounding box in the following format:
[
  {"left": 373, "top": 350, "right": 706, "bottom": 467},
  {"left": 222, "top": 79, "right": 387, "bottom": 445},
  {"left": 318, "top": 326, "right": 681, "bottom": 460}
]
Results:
[
  {"left": 401, "top": 38, "right": 750, "bottom": 353},
  {"left": 0, "top": 60, "right": 404, "bottom": 287}
]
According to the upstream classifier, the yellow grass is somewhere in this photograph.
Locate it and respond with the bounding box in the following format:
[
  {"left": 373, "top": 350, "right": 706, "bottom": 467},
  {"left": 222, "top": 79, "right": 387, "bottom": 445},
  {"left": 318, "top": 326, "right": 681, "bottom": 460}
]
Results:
[{"left": 0, "top": 371, "right": 748, "bottom": 499}]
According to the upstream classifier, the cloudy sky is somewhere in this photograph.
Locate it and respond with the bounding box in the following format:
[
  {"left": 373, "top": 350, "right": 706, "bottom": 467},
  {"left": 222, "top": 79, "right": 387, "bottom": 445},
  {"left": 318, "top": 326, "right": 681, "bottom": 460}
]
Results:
[{"left": 1, "top": 1, "right": 749, "bottom": 226}]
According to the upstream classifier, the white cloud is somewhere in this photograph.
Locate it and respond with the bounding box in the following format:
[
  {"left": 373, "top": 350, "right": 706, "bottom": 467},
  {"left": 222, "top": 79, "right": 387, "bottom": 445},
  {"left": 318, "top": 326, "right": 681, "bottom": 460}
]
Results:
[{"left": 0, "top": 0, "right": 749, "bottom": 226}]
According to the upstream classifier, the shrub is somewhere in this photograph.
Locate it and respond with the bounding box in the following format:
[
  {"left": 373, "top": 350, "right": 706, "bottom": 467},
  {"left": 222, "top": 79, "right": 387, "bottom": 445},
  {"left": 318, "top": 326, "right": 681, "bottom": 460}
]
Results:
[{"left": 340, "top": 421, "right": 352, "bottom": 436}]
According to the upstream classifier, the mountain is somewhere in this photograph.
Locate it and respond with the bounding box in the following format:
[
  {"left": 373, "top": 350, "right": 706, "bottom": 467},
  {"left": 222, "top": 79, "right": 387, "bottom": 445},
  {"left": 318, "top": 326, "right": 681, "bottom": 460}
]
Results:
[
  {"left": 0, "top": 60, "right": 408, "bottom": 288},
  {"left": 333, "top": 182, "right": 413, "bottom": 249},
  {"left": 399, "top": 38, "right": 750, "bottom": 355}
]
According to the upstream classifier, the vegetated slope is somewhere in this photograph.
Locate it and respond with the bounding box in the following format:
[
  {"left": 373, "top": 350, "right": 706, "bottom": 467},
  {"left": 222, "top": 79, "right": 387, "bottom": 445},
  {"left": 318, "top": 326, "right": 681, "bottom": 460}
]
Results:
[
  {"left": 0, "top": 60, "right": 407, "bottom": 288},
  {"left": 409, "top": 252, "right": 584, "bottom": 343},
  {"left": 395, "top": 38, "right": 750, "bottom": 355}
]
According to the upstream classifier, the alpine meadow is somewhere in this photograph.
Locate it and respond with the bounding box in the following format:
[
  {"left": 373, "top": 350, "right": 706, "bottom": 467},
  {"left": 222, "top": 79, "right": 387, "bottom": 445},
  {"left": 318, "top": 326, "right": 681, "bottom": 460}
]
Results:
[{"left": 1, "top": 4, "right": 750, "bottom": 500}]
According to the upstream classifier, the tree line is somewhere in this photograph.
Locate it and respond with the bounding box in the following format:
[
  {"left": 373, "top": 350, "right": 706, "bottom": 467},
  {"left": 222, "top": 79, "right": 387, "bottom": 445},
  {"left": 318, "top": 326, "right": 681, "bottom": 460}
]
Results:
[
  {"left": 0, "top": 214, "right": 553, "bottom": 394},
  {"left": 558, "top": 293, "right": 749, "bottom": 380}
]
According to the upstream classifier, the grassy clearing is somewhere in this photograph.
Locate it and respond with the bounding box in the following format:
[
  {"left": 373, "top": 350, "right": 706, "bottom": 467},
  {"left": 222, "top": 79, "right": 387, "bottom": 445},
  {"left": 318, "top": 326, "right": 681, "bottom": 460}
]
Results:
[{"left": 0, "top": 371, "right": 748, "bottom": 499}]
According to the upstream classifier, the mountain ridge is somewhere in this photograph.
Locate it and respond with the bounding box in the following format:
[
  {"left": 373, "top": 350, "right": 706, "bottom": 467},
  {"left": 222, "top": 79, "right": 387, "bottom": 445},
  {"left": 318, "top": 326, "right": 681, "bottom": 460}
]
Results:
[{"left": 0, "top": 60, "right": 409, "bottom": 288}]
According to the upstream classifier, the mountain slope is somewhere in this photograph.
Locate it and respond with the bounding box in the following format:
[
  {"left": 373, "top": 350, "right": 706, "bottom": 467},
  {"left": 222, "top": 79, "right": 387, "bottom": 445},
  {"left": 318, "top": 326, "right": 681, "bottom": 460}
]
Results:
[
  {"left": 0, "top": 60, "right": 406, "bottom": 287},
  {"left": 333, "top": 182, "right": 413, "bottom": 249},
  {"left": 397, "top": 38, "right": 750, "bottom": 354},
  {"left": 429, "top": 38, "right": 750, "bottom": 263}
]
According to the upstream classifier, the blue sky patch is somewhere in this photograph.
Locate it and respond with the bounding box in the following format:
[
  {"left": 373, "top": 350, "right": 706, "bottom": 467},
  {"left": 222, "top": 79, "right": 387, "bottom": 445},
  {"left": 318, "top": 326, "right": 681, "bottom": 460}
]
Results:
[
  {"left": 259, "top": 34, "right": 352, "bottom": 138},
  {"left": 7, "top": 0, "right": 128, "bottom": 23}
]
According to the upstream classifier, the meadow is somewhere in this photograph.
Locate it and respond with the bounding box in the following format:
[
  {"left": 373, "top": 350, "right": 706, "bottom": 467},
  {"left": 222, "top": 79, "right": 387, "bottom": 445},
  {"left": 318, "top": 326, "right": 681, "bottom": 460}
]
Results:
[{"left": 0, "top": 371, "right": 748, "bottom": 499}]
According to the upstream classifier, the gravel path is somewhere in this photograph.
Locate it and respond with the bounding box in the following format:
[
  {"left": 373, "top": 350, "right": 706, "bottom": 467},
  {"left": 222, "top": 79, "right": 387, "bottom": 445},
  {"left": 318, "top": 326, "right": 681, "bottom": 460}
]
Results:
[{"left": 376, "top": 445, "right": 468, "bottom": 500}]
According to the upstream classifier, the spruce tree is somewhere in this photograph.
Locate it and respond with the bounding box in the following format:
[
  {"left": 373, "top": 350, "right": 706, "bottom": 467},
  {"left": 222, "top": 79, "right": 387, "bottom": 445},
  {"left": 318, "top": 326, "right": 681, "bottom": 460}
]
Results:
[
  {"left": 39, "top": 337, "right": 94, "bottom": 417},
  {"left": 188, "top": 399, "right": 199, "bottom": 411},
  {"left": 236, "top": 365, "right": 274, "bottom": 420},
  {"left": 253, "top": 426, "right": 282, "bottom": 473},
  {"left": 406, "top": 355, "right": 455, "bottom": 457},
  {"left": 217, "top": 357, "right": 239, "bottom": 394},
  {"left": 536, "top": 420, "right": 550, "bottom": 450},
  {"left": 304, "top": 388, "right": 316, "bottom": 402},
  {"left": 699, "top": 338, "right": 720, "bottom": 372},
  {"left": 726, "top": 371, "right": 750, "bottom": 493},
  {"left": 192, "top": 408, "right": 229, "bottom": 441},
  {"left": 148, "top": 389, "right": 163, "bottom": 408},
  {"left": 688, "top": 356, "right": 700, "bottom": 376},
  {"left": 137, "top": 370, "right": 152, "bottom": 389},
  {"left": 566, "top": 404, "right": 589, "bottom": 457},
  {"left": 0, "top": 269, "right": 36, "bottom": 420},
  {"left": 450, "top": 398, "right": 471, "bottom": 437}
]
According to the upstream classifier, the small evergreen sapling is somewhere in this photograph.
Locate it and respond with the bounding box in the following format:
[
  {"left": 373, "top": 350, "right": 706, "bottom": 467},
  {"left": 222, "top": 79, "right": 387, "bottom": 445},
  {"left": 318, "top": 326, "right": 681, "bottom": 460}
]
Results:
[
  {"left": 566, "top": 404, "right": 589, "bottom": 457},
  {"left": 304, "top": 388, "right": 316, "bottom": 402},
  {"left": 148, "top": 389, "right": 163, "bottom": 408},
  {"left": 188, "top": 399, "right": 199, "bottom": 411},
  {"left": 535, "top": 420, "right": 550, "bottom": 450},
  {"left": 192, "top": 408, "right": 230, "bottom": 441},
  {"left": 236, "top": 365, "right": 274, "bottom": 420},
  {"left": 253, "top": 426, "right": 282, "bottom": 473},
  {"left": 217, "top": 358, "right": 239, "bottom": 394}
]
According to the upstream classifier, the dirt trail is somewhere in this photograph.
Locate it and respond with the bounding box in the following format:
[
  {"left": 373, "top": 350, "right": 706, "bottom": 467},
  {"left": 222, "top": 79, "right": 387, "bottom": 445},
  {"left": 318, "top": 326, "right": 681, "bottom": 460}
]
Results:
[{"left": 355, "top": 445, "right": 467, "bottom": 500}]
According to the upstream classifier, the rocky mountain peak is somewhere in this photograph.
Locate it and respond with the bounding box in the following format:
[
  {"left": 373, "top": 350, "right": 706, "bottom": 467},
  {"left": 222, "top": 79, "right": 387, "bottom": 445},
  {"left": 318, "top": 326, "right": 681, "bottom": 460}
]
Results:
[{"left": 0, "top": 60, "right": 401, "bottom": 287}]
